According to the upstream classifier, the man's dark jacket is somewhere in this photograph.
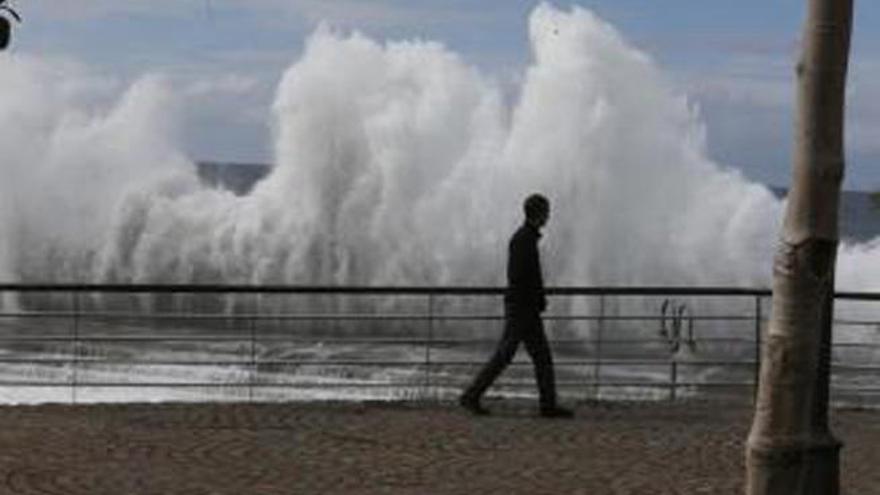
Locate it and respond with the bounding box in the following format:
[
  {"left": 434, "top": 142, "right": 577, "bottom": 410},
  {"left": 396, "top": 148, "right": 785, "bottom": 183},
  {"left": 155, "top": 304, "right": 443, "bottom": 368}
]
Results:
[{"left": 504, "top": 223, "right": 547, "bottom": 313}]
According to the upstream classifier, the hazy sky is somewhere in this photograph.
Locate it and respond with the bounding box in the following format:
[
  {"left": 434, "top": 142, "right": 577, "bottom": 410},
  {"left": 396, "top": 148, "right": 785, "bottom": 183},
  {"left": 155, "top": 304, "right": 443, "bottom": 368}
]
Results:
[{"left": 9, "top": 1, "right": 880, "bottom": 189}]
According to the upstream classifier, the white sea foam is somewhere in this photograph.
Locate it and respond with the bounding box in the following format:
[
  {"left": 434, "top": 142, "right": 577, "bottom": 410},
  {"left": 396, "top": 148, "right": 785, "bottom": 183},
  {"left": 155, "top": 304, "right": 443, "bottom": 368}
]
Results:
[{"left": 0, "top": 3, "right": 875, "bottom": 300}]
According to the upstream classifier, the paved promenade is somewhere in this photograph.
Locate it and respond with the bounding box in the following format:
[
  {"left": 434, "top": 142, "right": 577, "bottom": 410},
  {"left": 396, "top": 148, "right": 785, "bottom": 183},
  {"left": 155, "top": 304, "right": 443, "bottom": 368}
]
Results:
[{"left": 0, "top": 400, "right": 877, "bottom": 494}]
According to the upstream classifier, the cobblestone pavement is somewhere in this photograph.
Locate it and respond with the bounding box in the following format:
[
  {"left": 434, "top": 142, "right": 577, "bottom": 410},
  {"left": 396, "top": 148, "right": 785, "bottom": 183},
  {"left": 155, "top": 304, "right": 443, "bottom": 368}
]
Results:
[{"left": 0, "top": 400, "right": 877, "bottom": 494}]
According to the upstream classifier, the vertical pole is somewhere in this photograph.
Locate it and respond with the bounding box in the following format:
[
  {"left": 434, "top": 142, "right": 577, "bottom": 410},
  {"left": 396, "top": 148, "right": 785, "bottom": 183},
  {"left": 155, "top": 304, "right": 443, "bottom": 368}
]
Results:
[
  {"left": 594, "top": 295, "right": 605, "bottom": 400},
  {"left": 669, "top": 359, "right": 677, "bottom": 401},
  {"left": 424, "top": 294, "right": 434, "bottom": 401},
  {"left": 249, "top": 316, "right": 256, "bottom": 403},
  {"left": 754, "top": 296, "right": 762, "bottom": 403},
  {"left": 71, "top": 292, "right": 79, "bottom": 405}
]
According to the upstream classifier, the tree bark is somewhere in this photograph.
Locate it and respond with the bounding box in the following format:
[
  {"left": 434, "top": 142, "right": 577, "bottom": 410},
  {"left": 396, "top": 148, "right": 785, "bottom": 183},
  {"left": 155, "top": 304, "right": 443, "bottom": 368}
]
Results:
[{"left": 746, "top": 1, "right": 853, "bottom": 494}]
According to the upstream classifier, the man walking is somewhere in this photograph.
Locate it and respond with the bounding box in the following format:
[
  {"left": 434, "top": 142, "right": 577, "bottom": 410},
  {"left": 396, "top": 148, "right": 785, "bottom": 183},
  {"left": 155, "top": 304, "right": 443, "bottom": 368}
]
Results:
[{"left": 460, "top": 194, "right": 573, "bottom": 418}]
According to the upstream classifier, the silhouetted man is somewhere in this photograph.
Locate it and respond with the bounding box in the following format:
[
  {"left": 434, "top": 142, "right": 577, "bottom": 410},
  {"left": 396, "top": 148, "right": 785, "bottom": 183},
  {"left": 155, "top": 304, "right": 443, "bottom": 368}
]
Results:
[{"left": 460, "top": 194, "right": 573, "bottom": 418}]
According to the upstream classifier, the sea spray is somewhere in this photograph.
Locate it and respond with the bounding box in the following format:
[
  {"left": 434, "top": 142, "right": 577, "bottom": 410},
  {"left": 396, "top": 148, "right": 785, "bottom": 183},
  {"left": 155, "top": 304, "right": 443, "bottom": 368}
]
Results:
[
  {"left": 1, "top": 4, "right": 878, "bottom": 404},
  {"left": 0, "top": 4, "right": 876, "bottom": 309}
]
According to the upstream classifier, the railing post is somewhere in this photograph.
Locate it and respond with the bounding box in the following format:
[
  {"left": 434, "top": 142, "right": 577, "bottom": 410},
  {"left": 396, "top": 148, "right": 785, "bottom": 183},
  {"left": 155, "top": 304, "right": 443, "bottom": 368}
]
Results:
[
  {"left": 669, "top": 359, "right": 677, "bottom": 401},
  {"left": 424, "top": 294, "right": 434, "bottom": 401},
  {"left": 71, "top": 292, "right": 79, "bottom": 405},
  {"left": 753, "top": 295, "right": 762, "bottom": 403},
  {"left": 594, "top": 295, "right": 605, "bottom": 400},
  {"left": 249, "top": 316, "right": 256, "bottom": 403}
]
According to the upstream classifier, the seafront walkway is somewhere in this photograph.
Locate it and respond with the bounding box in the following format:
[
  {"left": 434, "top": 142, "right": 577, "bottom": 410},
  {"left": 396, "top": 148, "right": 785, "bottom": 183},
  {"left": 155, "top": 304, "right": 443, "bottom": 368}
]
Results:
[{"left": 0, "top": 400, "right": 877, "bottom": 494}]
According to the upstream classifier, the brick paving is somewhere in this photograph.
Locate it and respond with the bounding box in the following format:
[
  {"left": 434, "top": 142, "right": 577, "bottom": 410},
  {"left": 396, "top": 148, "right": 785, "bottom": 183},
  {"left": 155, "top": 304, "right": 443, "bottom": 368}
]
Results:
[{"left": 0, "top": 400, "right": 877, "bottom": 494}]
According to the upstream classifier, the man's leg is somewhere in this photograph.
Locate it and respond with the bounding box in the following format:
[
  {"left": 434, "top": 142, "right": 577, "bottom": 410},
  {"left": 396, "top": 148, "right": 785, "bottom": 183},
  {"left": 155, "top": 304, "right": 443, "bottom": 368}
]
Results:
[
  {"left": 521, "top": 316, "right": 559, "bottom": 412},
  {"left": 460, "top": 319, "right": 520, "bottom": 408}
]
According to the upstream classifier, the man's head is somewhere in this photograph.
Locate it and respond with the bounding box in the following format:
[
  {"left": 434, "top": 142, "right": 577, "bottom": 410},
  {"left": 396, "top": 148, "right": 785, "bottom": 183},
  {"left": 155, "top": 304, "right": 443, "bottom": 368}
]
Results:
[{"left": 524, "top": 193, "right": 550, "bottom": 229}]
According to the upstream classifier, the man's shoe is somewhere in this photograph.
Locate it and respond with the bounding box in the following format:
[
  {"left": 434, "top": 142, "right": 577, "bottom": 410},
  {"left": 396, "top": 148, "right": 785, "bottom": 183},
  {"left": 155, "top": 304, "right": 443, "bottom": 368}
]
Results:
[
  {"left": 540, "top": 406, "right": 574, "bottom": 419},
  {"left": 459, "top": 395, "right": 491, "bottom": 416}
]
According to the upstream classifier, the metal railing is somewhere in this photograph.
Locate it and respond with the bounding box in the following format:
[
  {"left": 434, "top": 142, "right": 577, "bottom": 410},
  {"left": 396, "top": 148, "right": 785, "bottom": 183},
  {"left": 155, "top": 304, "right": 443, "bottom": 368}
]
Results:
[{"left": 0, "top": 284, "right": 878, "bottom": 405}]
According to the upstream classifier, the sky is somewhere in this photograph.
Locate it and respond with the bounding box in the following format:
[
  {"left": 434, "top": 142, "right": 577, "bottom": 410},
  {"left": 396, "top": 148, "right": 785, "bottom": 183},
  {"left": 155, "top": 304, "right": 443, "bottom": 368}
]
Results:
[{"left": 6, "top": 0, "right": 880, "bottom": 190}]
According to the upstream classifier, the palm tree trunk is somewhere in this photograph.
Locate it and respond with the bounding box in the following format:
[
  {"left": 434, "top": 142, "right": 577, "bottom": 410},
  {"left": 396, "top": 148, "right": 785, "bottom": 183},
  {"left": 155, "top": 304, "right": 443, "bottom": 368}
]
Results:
[{"left": 745, "top": 1, "right": 853, "bottom": 494}]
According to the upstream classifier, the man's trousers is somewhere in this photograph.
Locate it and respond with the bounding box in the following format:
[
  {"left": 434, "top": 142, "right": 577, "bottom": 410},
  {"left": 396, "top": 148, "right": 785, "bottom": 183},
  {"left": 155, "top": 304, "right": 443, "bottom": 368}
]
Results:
[{"left": 462, "top": 309, "right": 558, "bottom": 410}]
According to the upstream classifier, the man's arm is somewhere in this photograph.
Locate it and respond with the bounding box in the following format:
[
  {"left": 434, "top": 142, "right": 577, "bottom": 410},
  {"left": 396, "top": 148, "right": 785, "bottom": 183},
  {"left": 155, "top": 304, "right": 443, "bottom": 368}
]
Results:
[{"left": 535, "top": 243, "right": 547, "bottom": 313}]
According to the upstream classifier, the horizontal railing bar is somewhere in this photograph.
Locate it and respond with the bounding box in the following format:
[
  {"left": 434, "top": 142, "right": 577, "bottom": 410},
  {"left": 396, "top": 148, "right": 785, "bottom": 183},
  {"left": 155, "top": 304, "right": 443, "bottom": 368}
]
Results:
[
  {"left": 0, "top": 284, "right": 776, "bottom": 296},
  {"left": 0, "top": 380, "right": 752, "bottom": 389},
  {"left": 0, "top": 336, "right": 250, "bottom": 342},
  {"left": 0, "top": 381, "right": 414, "bottom": 388},
  {"left": 0, "top": 359, "right": 248, "bottom": 365},
  {"left": 2, "top": 359, "right": 603, "bottom": 367},
  {"left": 0, "top": 377, "right": 874, "bottom": 390},
  {"left": 835, "top": 292, "right": 880, "bottom": 301},
  {"left": 831, "top": 363, "right": 880, "bottom": 372},
  {"left": 0, "top": 312, "right": 503, "bottom": 321},
  {"left": 0, "top": 358, "right": 763, "bottom": 367},
  {"left": 0, "top": 314, "right": 867, "bottom": 325},
  {"left": 248, "top": 338, "right": 591, "bottom": 345},
  {"left": 478, "top": 382, "right": 760, "bottom": 389},
  {"left": 4, "top": 382, "right": 878, "bottom": 393},
  {"left": 0, "top": 380, "right": 763, "bottom": 389},
  {"left": 6, "top": 335, "right": 867, "bottom": 345},
  {"left": 0, "top": 359, "right": 597, "bottom": 366},
  {"left": 834, "top": 320, "right": 880, "bottom": 326},
  {"left": 834, "top": 342, "right": 880, "bottom": 348},
  {"left": 0, "top": 312, "right": 766, "bottom": 322},
  {"left": 429, "top": 381, "right": 880, "bottom": 390},
  {"left": 1, "top": 360, "right": 429, "bottom": 366},
  {"left": 629, "top": 382, "right": 756, "bottom": 388},
  {"left": 4, "top": 359, "right": 874, "bottom": 370},
  {"left": 595, "top": 338, "right": 755, "bottom": 344},
  {"left": 0, "top": 340, "right": 786, "bottom": 352},
  {"left": 0, "top": 312, "right": 873, "bottom": 325},
  {"left": 0, "top": 283, "right": 872, "bottom": 301},
  {"left": 0, "top": 337, "right": 700, "bottom": 346},
  {"left": 0, "top": 336, "right": 576, "bottom": 344},
  {"left": 0, "top": 335, "right": 758, "bottom": 345},
  {"left": 0, "top": 336, "right": 508, "bottom": 345},
  {"left": 5, "top": 315, "right": 874, "bottom": 328},
  {"left": 0, "top": 312, "right": 692, "bottom": 322}
]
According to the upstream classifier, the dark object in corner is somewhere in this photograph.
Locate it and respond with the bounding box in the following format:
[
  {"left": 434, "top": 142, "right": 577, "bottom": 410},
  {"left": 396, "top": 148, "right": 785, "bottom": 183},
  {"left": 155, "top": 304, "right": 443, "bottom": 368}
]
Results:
[{"left": 0, "top": 0, "right": 21, "bottom": 51}]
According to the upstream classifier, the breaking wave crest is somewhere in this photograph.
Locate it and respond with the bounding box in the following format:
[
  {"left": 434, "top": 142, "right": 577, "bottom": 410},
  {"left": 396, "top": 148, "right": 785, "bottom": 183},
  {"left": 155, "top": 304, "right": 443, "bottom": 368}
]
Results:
[{"left": 0, "top": 4, "right": 876, "bottom": 299}]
